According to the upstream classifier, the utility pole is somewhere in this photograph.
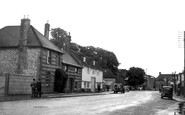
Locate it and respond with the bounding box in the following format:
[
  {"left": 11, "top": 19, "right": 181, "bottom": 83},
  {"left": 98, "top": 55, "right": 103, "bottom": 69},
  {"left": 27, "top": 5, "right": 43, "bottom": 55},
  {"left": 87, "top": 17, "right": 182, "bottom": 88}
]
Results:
[{"left": 184, "top": 31, "right": 185, "bottom": 97}]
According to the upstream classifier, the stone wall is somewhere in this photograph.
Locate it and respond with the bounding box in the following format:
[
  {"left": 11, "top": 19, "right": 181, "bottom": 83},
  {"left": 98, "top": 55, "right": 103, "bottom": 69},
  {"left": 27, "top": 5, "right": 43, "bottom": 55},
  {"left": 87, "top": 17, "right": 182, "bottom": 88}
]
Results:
[
  {"left": 0, "top": 48, "right": 40, "bottom": 77},
  {"left": 23, "top": 48, "right": 40, "bottom": 77},
  {"left": 0, "top": 49, "right": 19, "bottom": 74}
]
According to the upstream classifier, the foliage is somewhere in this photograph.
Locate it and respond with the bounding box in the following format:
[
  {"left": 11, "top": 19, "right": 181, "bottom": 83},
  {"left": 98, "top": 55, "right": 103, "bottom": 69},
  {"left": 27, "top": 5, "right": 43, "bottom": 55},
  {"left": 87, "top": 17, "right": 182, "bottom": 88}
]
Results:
[
  {"left": 119, "top": 69, "right": 128, "bottom": 79},
  {"left": 50, "top": 27, "right": 120, "bottom": 75},
  {"left": 70, "top": 43, "right": 119, "bottom": 75},
  {"left": 50, "top": 28, "right": 69, "bottom": 49},
  {"left": 127, "top": 67, "right": 146, "bottom": 88}
]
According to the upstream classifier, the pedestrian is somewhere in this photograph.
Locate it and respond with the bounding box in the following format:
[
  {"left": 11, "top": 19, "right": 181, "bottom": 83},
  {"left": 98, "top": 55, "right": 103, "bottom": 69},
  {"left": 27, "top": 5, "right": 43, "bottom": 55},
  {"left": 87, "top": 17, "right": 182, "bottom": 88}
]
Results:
[
  {"left": 97, "top": 84, "right": 101, "bottom": 93},
  {"left": 36, "top": 79, "right": 42, "bottom": 98},
  {"left": 107, "top": 86, "right": 109, "bottom": 92},
  {"left": 30, "top": 78, "right": 36, "bottom": 98}
]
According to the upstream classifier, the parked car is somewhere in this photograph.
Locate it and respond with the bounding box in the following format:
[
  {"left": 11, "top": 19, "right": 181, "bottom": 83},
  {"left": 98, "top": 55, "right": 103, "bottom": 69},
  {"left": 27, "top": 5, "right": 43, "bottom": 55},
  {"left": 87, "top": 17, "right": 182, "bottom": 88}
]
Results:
[
  {"left": 161, "top": 86, "right": 173, "bottom": 100},
  {"left": 113, "top": 83, "right": 125, "bottom": 93}
]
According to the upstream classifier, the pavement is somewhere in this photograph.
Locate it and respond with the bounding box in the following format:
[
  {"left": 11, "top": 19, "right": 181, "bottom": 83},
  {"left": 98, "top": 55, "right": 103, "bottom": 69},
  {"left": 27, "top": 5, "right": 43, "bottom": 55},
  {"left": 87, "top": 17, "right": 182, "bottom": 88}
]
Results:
[
  {"left": 0, "top": 91, "right": 111, "bottom": 102},
  {"left": 168, "top": 94, "right": 185, "bottom": 115}
]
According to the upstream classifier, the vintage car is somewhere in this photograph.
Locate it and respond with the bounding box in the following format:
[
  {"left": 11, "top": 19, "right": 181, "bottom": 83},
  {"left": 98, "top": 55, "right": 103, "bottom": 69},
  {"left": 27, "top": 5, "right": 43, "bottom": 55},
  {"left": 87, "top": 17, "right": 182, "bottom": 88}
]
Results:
[
  {"left": 113, "top": 83, "right": 125, "bottom": 93},
  {"left": 161, "top": 86, "right": 173, "bottom": 100}
]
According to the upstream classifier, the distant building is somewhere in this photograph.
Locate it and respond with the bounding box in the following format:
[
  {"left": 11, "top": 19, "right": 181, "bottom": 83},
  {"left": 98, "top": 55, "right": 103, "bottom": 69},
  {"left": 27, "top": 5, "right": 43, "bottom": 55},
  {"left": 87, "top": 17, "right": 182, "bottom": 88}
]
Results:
[
  {"left": 60, "top": 34, "right": 83, "bottom": 93},
  {"left": 144, "top": 75, "right": 155, "bottom": 90},
  {"left": 71, "top": 51, "right": 103, "bottom": 92},
  {"left": 155, "top": 72, "right": 176, "bottom": 90},
  {"left": 103, "top": 69, "right": 116, "bottom": 91},
  {"left": 0, "top": 18, "right": 64, "bottom": 93}
]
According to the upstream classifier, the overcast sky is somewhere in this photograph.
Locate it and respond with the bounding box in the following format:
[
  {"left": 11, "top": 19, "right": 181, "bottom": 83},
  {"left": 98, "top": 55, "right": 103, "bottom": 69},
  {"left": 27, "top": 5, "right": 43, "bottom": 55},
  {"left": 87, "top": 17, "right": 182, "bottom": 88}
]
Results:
[{"left": 1, "top": 0, "right": 185, "bottom": 77}]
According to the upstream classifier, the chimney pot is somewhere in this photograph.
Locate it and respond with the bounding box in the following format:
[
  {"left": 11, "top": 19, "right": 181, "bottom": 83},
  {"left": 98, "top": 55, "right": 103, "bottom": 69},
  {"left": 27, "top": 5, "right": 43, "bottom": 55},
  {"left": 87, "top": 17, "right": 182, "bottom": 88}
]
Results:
[{"left": 44, "top": 22, "right": 50, "bottom": 39}]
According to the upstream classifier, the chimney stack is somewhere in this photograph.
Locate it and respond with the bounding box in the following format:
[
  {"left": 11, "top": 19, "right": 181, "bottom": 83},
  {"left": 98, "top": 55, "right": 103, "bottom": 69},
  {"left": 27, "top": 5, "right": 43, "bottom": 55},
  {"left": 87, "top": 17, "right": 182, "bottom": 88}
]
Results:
[
  {"left": 64, "top": 32, "right": 71, "bottom": 52},
  {"left": 19, "top": 18, "right": 30, "bottom": 46},
  {"left": 18, "top": 17, "right": 30, "bottom": 73},
  {"left": 44, "top": 21, "right": 50, "bottom": 39}
]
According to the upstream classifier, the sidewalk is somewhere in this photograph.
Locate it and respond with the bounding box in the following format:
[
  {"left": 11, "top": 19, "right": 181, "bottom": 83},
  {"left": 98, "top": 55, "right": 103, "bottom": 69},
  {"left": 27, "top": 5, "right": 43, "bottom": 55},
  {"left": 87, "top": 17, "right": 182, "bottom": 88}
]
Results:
[
  {"left": 0, "top": 91, "right": 111, "bottom": 102},
  {"left": 171, "top": 94, "right": 185, "bottom": 115}
]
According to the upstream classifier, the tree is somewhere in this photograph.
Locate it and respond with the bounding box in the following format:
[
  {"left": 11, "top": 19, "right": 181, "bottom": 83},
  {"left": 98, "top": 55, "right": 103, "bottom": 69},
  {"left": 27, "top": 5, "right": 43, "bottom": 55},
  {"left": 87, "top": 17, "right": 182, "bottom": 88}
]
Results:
[
  {"left": 70, "top": 43, "right": 120, "bottom": 75},
  {"left": 50, "top": 28, "right": 69, "bottom": 49},
  {"left": 127, "top": 67, "right": 146, "bottom": 88}
]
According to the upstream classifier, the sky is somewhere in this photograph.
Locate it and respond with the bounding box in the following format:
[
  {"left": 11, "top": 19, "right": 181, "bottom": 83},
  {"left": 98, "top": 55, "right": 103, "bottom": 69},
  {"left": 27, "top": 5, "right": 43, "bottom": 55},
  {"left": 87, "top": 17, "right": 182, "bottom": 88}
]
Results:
[{"left": 1, "top": 0, "right": 185, "bottom": 77}]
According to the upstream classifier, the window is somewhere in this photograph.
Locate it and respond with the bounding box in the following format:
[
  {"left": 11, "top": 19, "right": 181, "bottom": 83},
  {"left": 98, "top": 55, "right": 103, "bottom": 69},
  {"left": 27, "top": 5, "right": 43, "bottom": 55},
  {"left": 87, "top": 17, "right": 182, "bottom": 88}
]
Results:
[
  {"left": 63, "top": 66, "right": 68, "bottom": 72},
  {"left": 87, "top": 68, "right": 90, "bottom": 74},
  {"left": 75, "top": 68, "right": 78, "bottom": 74},
  {"left": 92, "top": 70, "right": 95, "bottom": 74},
  {"left": 46, "top": 51, "right": 51, "bottom": 64},
  {"left": 75, "top": 82, "right": 78, "bottom": 90},
  {"left": 97, "top": 70, "right": 99, "bottom": 75},
  {"left": 84, "top": 82, "right": 86, "bottom": 88},
  {"left": 45, "top": 72, "right": 51, "bottom": 86},
  {"left": 87, "top": 82, "right": 89, "bottom": 88}
]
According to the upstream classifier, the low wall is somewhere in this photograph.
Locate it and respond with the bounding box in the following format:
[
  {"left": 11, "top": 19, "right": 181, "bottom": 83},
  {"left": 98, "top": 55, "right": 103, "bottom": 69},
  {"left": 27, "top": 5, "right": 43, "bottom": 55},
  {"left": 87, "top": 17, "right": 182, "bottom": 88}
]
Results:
[
  {"left": 8, "top": 74, "right": 33, "bottom": 94},
  {"left": 0, "top": 73, "right": 5, "bottom": 95}
]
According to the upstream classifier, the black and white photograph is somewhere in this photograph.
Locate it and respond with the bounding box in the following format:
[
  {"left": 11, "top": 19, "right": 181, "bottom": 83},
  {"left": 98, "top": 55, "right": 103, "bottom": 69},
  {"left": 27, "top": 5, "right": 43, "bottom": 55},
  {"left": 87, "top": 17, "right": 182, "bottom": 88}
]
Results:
[{"left": 0, "top": 0, "right": 185, "bottom": 115}]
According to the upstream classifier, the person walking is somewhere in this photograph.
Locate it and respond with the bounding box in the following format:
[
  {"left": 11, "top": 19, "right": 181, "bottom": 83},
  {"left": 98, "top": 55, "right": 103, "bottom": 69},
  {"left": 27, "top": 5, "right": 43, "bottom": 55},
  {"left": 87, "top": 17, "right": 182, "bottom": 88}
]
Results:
[
  {"left": 97, "top": 84, "right": 101, "bottom": 93},
  {"left": 36, "top": 79, "right": 42, "bottom": 98},
  {"left": 30, "top": 78, "right": 37, "bottom": 98}
]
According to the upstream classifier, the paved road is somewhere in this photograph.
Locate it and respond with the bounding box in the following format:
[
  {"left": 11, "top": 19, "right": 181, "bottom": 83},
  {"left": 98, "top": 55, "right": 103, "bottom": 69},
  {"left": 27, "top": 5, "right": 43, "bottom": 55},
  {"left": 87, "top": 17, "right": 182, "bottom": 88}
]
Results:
[{"left": 0, "top": 91, "right": 180, "bottom": 115}]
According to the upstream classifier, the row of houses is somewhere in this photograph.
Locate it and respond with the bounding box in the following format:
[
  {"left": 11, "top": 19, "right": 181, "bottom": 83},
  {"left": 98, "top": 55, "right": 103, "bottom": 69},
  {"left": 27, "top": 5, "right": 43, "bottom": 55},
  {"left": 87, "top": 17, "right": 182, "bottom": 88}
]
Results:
[
  {"left": 155, "top": 72, "right": 185, "bottom": 96},
  {"left": 0, "top": 18, "right": 116, "bottom": 94}
]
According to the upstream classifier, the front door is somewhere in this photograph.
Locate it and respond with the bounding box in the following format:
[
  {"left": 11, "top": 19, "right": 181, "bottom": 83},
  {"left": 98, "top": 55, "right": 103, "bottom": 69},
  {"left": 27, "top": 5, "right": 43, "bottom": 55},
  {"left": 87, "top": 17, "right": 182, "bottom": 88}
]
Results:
[{"left": 91, "top": 77, "right": 96, "bottom": 92}]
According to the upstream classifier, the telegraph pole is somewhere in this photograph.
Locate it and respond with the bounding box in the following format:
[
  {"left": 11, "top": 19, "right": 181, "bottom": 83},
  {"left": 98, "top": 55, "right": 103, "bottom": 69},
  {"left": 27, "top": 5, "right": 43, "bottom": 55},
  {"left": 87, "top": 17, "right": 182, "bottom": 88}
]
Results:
[{"left": 184, "top": 31, "right": 185, "bottom": 97}]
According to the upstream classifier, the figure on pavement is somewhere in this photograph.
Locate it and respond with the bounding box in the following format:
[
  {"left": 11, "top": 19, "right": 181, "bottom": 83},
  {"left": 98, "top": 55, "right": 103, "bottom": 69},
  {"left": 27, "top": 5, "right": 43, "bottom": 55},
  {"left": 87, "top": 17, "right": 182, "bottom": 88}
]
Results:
[
  {"left": 36, "top": 78, "right": 42, "bottom": 98},
  {"left": 30, "top": 78, "right": 37, "bottom": 97},
  {"left": 97, "top": 84, "right": 101, "bottom": 93}
]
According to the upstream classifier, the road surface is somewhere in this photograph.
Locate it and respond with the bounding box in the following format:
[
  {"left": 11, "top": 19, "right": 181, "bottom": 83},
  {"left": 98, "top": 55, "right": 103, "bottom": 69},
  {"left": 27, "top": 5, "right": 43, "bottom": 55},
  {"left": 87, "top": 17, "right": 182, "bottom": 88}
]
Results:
[{"left": 0, "top": 91, "right": 180, "bottom": 115}]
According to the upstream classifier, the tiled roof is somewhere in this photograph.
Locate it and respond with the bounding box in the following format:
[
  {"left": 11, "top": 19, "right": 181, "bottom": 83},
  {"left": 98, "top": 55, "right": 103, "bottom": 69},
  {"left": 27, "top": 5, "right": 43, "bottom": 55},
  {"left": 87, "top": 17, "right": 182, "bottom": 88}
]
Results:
[
  {"left": 70, "top": 50, "right": 102, "bottom": 71},
  {"left": 62, "top": 50, "right": 82, "bottom": 68},
  {"left": 156, "top": 74, "right": 173, "bottom": 81},
  {"left": 103, "top": 69, "right": 116, "bottom": 78},
  {"left": 0, "top": 26, "right": 63, "bottom": 53}
]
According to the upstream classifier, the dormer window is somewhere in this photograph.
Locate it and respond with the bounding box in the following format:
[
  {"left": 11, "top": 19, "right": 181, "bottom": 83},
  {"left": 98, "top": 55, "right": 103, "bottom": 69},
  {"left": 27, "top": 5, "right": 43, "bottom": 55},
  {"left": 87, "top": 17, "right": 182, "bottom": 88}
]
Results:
[
  {"left": 93, "top": 61, "right": 95, "bottom": 65},
  {"left": 83, "top": 57, "right": 86, "bottom": 62},
  {"left": 47, "top": 51, "right": 51, "bottom": 64}
]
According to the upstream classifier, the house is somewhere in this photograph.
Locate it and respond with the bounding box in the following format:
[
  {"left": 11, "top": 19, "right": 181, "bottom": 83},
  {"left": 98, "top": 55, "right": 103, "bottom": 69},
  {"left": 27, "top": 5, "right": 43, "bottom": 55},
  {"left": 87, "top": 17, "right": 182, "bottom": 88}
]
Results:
[
  {"left": 155, "top": 72, "right": 176, "bottom": 90},
  {"left": 0, "top": 18, "right": 64, "bottom": 93},
  {"left": 71, "top": 51, "right": 103, "bottom": 92},
  {"left": 144, "top": 75, "right": 155, "bottom": 90},
  {"left": 103, "top": 69, "right": 116, "bottom": 91},
  {"left": 59, "top": 34, "right": 83, "bottom": 93}
]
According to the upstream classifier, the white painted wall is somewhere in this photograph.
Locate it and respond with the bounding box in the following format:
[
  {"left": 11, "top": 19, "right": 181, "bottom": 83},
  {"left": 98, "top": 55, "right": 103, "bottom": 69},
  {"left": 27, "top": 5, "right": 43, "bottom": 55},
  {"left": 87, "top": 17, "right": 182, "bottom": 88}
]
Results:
[{"left": 81, "top": 66, "right": 103, "bottom": 91}]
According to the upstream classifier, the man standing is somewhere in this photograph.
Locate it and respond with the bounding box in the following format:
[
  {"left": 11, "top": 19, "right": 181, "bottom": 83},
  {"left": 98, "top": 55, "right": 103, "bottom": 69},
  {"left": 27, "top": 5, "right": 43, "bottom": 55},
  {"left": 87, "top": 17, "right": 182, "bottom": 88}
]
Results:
[
  {"left": 36, "top": 79, "right": 42, "bottom": 98},
  {"left": 97, "top": 84, "right": 101, "bottom": 93},
  {"left": 30, "top": 78, "right": 36, "bottom": 97}
]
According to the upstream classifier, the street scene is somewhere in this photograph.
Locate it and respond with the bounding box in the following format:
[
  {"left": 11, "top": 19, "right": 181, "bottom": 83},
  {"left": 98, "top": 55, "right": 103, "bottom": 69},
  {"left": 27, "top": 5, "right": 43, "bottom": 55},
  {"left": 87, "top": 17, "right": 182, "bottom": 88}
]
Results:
[
  {"left": 1, "top": 0, "right": 185, "bottom": 115},
  {"left": 0, "top": 91, "right": 183, "bottom": 115}
]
